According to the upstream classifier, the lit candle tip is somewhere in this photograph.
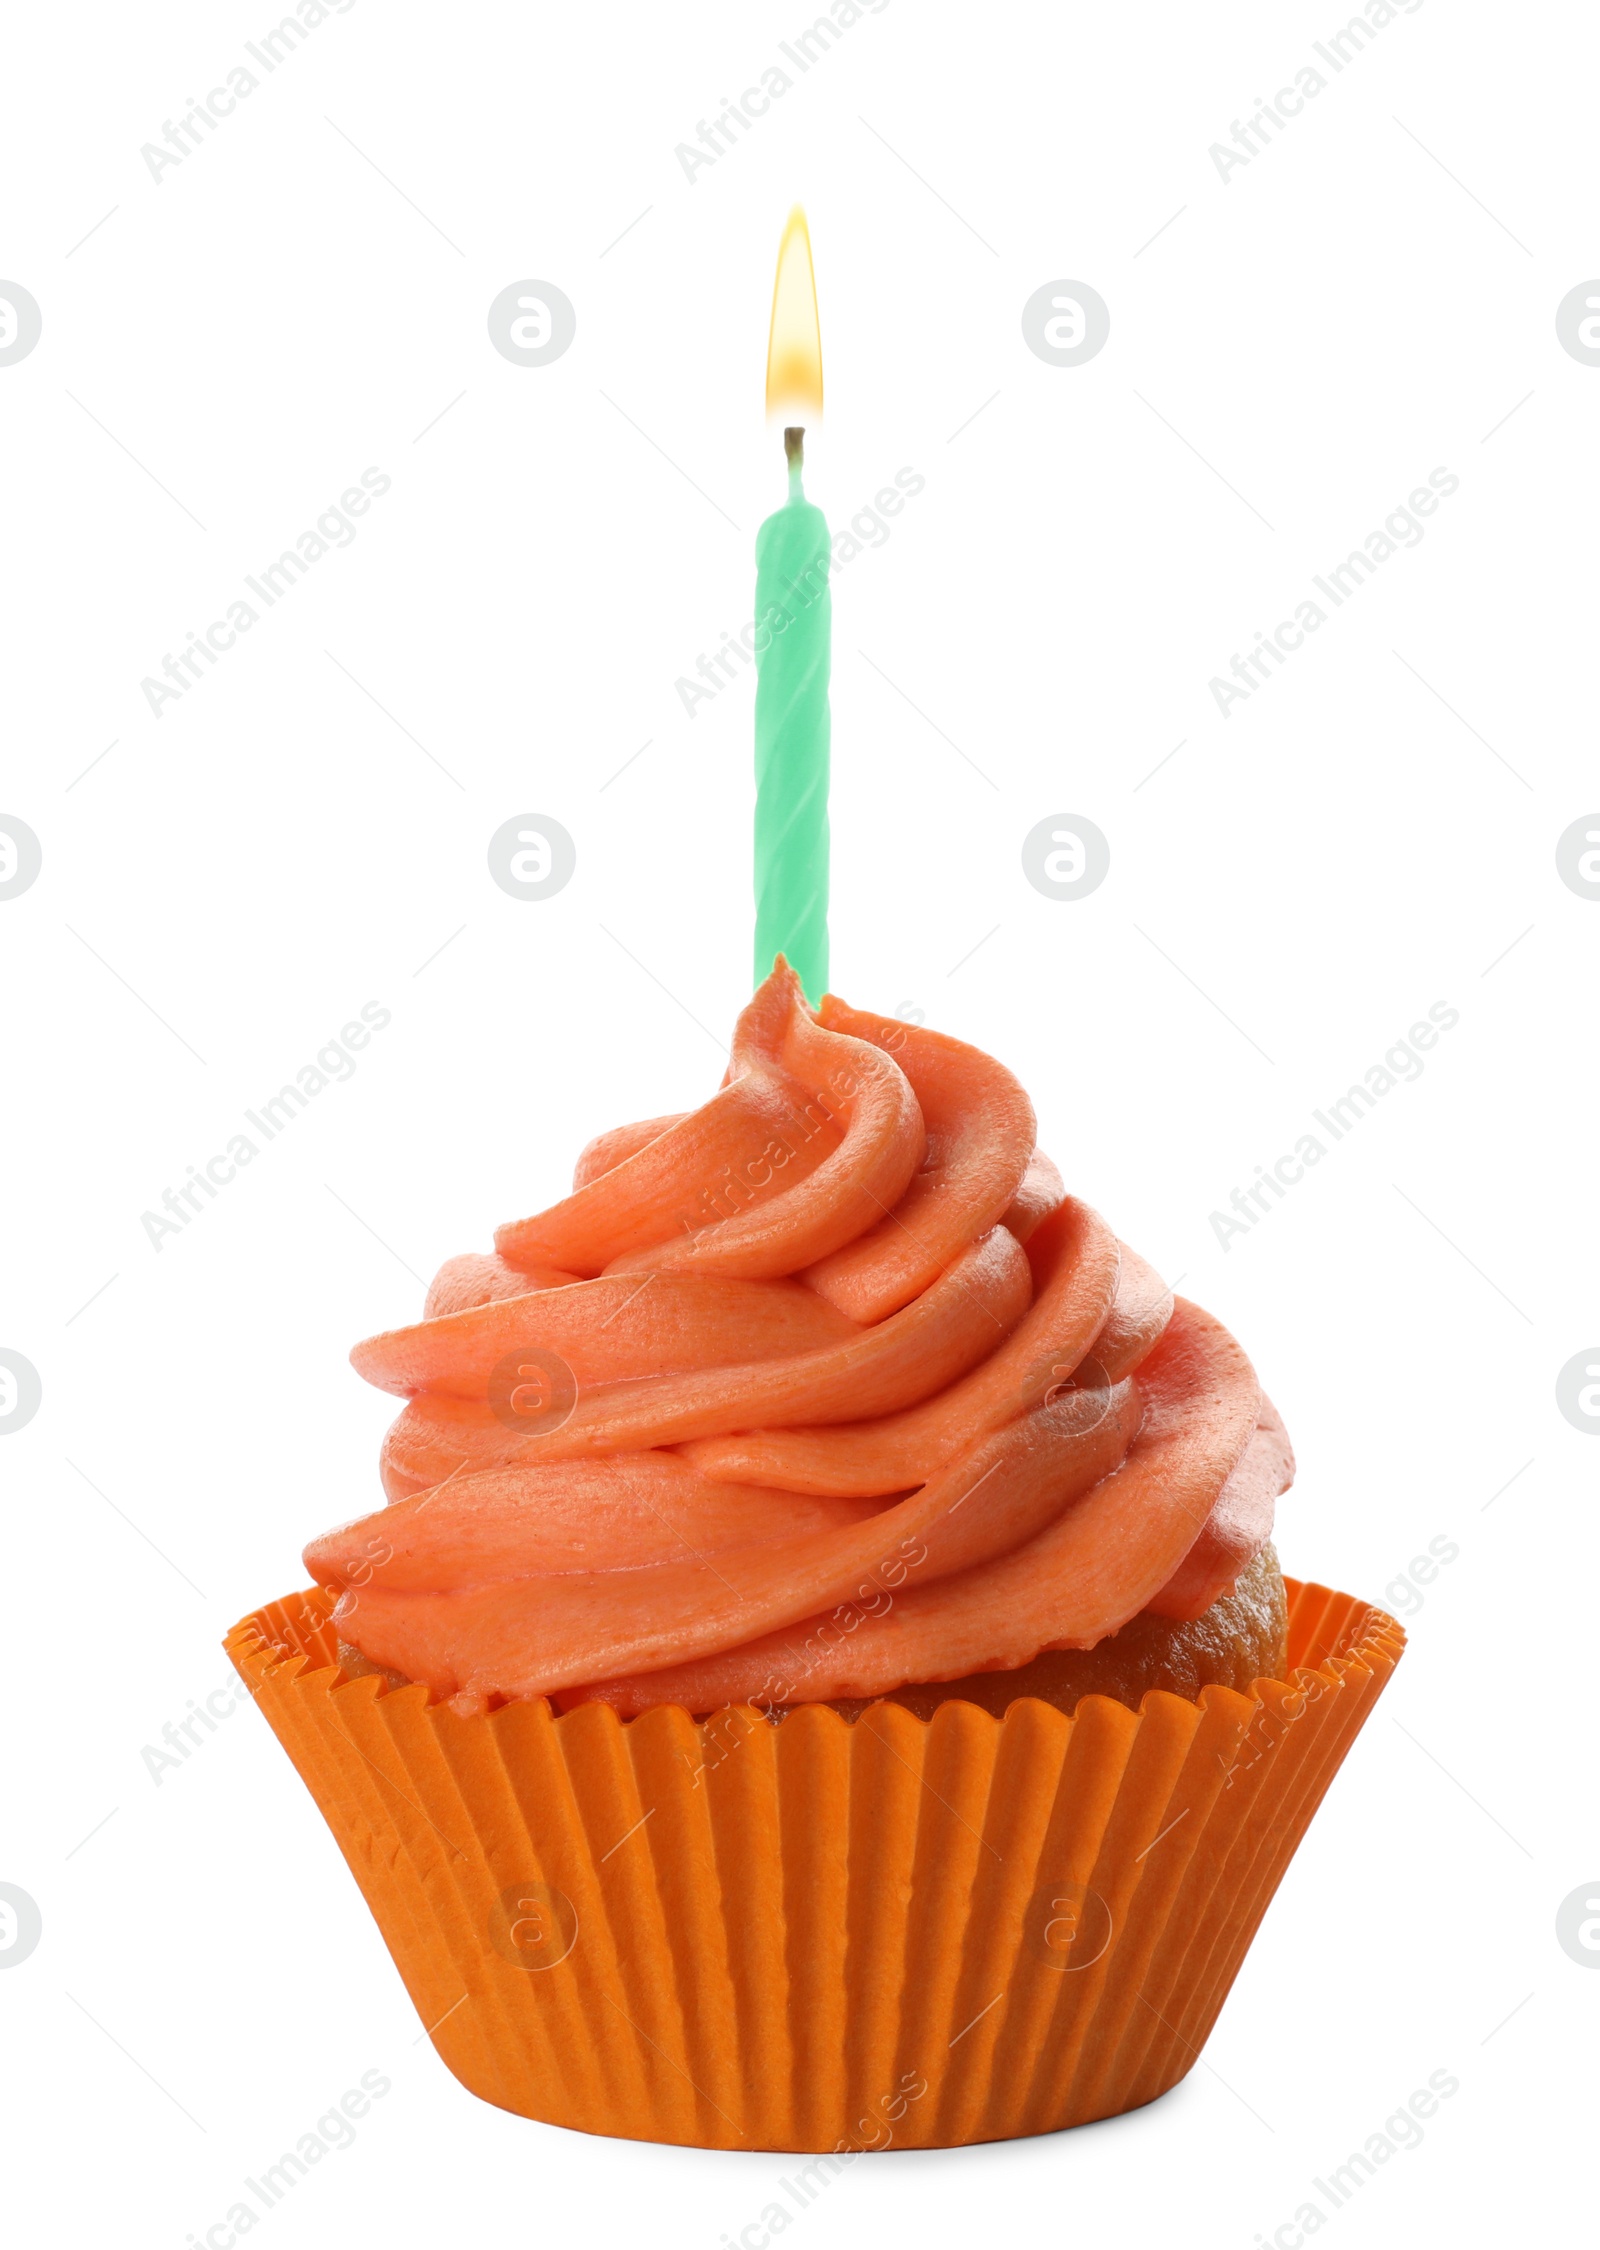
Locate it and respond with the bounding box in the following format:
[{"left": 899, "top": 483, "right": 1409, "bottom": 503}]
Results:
[{"left": 765, "top": 206, "right": 823, "bottom": 424}]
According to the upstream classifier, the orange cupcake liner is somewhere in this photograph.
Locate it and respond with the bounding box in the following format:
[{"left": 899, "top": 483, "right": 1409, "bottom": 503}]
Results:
[{"left": 225, "top": 1579, "right": 1403, "bottom": 2151}]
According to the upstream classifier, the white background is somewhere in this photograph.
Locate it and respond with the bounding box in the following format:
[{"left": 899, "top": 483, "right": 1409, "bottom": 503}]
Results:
[{"left": 1, "top": 0, "right": 1593, "bottom": 2241}]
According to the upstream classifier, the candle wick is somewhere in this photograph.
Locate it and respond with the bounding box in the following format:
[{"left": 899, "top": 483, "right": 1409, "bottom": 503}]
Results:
[{"left": 784, "top": 424, "right": 805, "bottom": 493}]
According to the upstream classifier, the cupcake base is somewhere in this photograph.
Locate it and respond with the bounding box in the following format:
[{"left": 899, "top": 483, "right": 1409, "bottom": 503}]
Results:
[{"left": 226, "top": 1578, "right": 1403, "bottom": 2151}]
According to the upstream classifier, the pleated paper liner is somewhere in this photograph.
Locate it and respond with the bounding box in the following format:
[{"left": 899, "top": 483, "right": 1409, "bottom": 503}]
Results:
[{"left": 226, "top": 1578, "right": 1403, "bottom": 2151}]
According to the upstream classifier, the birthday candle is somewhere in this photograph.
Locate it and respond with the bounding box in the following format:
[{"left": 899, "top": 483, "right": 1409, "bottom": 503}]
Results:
[{"left": 753, "top": 208, "right": 831, "bottom": 1003}]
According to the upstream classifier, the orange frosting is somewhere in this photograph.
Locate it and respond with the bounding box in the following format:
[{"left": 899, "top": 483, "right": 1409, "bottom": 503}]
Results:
[{"left": 307, "top": 965, "right": 1290, "bottom": 1716}]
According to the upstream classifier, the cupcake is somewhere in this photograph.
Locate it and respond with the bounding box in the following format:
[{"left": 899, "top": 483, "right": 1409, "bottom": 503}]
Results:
[{"left": 229, "top": 965, "right": 1403, "bottom": 2150}]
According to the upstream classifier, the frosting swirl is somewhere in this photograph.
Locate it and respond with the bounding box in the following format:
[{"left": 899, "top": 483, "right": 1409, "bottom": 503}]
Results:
[{"left": 307, "top": 965, "right": 1291, "bottom": 1716}]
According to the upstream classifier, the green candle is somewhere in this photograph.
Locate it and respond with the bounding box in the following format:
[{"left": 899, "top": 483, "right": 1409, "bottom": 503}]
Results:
[
  {"left": 753, "top": 429, "right": 831, "bottom": 1000},
  {"left": 754, "top": 207, "right": 830, "bottom": 1003}
]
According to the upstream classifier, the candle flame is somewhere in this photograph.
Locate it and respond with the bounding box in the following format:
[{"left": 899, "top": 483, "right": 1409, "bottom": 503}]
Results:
[{"left": 765, "top": 206, "right": 823, "bottom": 424}]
